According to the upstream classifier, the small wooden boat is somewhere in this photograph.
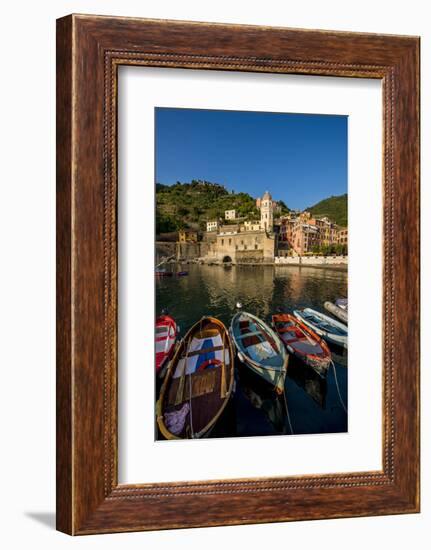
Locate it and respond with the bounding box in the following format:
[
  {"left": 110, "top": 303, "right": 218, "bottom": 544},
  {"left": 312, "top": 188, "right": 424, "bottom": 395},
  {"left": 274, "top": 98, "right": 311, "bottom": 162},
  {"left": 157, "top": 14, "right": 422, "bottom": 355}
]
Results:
[
  {"left": 324, "top": 301, "right": 348, "bottom": 324},
  {"left": 155, "top": 269, "right": 173, "bottom": 278},
  {"left": 272, "top": 313, "right": 331, "bottom": 377},
  {"left": 155, "top": 315, "right": 178, "bottom": 378},
  {"left": 335, "top": 297, "right": 348, "bottom": 311},
  {"left": 230, "top": 311, "right": 288, "bottom": 393},
  {"left": 293, "top": 308, "right": 348, "bottom": 349},
  {"left": 156, "top": 317, "right": 235, "bottom": 439}
]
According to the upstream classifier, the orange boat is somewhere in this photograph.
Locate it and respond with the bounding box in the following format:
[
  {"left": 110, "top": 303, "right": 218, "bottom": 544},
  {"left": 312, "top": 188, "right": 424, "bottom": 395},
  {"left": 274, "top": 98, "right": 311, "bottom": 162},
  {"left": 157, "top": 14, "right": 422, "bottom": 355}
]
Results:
[{"left": 272, "top": 313, "right": 331, "bottom": 377}]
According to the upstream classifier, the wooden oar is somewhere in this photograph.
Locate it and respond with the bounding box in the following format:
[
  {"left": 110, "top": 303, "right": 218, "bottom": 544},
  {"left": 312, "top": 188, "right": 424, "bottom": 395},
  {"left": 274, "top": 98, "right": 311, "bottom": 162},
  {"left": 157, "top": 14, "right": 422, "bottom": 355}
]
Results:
[
  {"left": 174, "top": 339, "right": 189, "bottom": 406},
  {"left": 220, "top": 331, "right": 227, "bottom": 398}
]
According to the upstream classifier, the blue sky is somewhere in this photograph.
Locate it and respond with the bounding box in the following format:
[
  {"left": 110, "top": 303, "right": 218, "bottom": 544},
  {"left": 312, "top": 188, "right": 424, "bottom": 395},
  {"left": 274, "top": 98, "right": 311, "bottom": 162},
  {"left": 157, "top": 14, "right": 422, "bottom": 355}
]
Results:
[{"left": 155, "top": 108, "right": 347, "bottom": 210}]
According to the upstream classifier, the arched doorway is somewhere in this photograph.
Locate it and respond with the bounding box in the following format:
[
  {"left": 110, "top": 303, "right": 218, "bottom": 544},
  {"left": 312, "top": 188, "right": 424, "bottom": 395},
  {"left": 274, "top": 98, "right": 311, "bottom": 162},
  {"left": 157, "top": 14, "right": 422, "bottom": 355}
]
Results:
[{"left": 222, "top": 255, "right": 232, "bottom": 263}]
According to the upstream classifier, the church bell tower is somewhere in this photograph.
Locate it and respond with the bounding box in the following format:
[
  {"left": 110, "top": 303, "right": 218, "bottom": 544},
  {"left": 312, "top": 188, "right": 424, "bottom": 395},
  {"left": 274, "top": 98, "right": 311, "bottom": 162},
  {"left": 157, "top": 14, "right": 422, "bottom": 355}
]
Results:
[{"left": 260, "top": 191, "right": 273, "bottom": 231}]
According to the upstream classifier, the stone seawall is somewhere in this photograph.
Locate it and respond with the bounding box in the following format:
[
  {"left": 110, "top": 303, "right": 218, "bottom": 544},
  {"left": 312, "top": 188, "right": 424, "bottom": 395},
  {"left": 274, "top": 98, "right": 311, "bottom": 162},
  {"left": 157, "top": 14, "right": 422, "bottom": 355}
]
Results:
[
  {"left": 176, "top": 242, "right": 209, "bottom": 261},
  {"left": 155, "top": 241, "right": 176, "bottom": 261},
  {"left": 235, "top": 250, "right": 265, "bottom": 263},
  {"left": 275, "top": 255, "right": 347, "bottom": 266}
]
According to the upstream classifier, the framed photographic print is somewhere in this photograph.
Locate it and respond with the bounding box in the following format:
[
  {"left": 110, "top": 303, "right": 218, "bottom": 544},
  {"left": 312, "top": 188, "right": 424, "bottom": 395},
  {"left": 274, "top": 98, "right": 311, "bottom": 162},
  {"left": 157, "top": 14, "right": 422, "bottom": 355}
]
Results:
[{"left": 56, "top": 14, "right": 420, "bottom": 534}]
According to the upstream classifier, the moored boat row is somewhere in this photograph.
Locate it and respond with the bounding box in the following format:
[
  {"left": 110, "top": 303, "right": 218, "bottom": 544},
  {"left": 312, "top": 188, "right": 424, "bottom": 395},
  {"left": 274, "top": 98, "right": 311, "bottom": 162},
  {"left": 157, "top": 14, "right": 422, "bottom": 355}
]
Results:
[{"left": 155, "top": 300, "right": 348, "bottom": 439}]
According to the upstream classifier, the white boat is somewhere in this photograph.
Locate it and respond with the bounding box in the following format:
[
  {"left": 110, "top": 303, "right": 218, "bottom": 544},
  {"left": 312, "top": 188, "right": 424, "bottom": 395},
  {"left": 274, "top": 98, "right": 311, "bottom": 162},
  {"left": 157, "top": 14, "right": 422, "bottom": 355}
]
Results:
[
  {"left": 230, "top": 311, "right": 288, "bottom": 393},
  {"left": 293, "top": 308, "right": 348, "bottom": 349},
  {"left": 335, "top": 298, "right": 348, "bottom": 311},
  {"left": 324, "top": 301, "right": 348, "bottom": 324}
]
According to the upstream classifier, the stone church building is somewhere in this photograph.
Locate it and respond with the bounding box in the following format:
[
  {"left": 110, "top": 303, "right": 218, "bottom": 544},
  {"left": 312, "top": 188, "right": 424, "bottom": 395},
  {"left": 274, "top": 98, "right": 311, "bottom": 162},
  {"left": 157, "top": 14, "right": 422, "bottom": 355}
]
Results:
[{"left": 204, "top": 191, "right": 277, "bottom": 264}]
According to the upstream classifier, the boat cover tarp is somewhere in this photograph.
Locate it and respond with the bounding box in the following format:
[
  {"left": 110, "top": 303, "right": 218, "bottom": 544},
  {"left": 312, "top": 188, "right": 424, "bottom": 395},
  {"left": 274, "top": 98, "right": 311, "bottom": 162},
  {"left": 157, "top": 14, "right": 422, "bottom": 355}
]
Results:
[
  {"left": 155, "top": 325, "right": 176, "bottom": 354},
  {"left": 173, "top": 334, "right": 230, "bottom": 378}
]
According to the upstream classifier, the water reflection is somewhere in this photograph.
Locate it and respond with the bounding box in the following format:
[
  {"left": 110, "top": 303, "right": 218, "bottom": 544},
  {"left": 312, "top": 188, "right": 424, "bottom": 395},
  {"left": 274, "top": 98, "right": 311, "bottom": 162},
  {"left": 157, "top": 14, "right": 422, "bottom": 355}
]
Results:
[
  {"left": 287, "top": 359, "right": 327, "bottom": 409},
  {"left": 157, "top": 264, "right": 347, "bottom": 330},
  {"left": 156, "top": 263, "right": 348, "bottom": 437},
  {"left": 238, "top": 365, "right": 287, "bottom": 435}
]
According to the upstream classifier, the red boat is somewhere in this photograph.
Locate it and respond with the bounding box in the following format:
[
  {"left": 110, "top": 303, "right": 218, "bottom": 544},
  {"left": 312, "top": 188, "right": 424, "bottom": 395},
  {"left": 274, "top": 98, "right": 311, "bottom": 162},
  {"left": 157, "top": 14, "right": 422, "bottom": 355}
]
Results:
[
  {"left": 272, "top": 313, "right": 331, "bottom": 377},
  {"left": 155, "top": 315, "right": 178, "bottom": 377},
  {"left": 155, "top": 269, "right": 173, "bottom": 278}
]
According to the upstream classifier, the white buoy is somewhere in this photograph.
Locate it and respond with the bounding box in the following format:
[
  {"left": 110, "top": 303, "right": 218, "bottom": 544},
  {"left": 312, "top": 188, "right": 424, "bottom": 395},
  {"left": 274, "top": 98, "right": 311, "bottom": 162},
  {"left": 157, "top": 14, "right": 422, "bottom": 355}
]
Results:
[{"left": 236, "top": 301, "right": 243, "bottom": 309}]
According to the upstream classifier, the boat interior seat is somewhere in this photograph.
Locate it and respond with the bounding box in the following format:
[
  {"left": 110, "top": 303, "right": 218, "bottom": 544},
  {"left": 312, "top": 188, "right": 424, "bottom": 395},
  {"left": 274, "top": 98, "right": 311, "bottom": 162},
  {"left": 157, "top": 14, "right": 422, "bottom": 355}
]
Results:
[
  {"left": 276, "top": 325, "right": 295, "bottom": 333},
  {"left": 293, "top": 341, "right": 320, "bottom": 354},
  {"left": 168, "top": 368, "right": 218, "bottom": 406},
  {"left": 185, "top": 345, "right": 224, "bottom": 358},
  {"left": 237, "top": 330, "right": 263, "bottom": 340},
  {"left": 283, "top": 335, "right": 299, "bottom": 343}
]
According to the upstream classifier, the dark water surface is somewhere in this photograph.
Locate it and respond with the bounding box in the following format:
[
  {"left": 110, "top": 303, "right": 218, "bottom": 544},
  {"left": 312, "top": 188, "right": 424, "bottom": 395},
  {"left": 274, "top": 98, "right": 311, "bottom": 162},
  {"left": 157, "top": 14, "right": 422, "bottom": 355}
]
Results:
[{"left": 156, "top": 263, "right": 348, "bottom": 438}]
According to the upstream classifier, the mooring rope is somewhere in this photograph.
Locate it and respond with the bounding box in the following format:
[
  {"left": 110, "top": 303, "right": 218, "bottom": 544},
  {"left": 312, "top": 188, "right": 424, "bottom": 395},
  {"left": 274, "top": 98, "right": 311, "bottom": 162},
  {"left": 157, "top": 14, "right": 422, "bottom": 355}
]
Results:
[
  {"left": 188, "top": 372, "right": 195, "bottom": 438},
  {"left": 184, "top": 332, "right": 195, "bottom": 439},
  {"left": 281, "top": 375, "right": 294, "bottom": 435},
  {"left": 330, "top": 359, "right": 347, "bottom": 413}
]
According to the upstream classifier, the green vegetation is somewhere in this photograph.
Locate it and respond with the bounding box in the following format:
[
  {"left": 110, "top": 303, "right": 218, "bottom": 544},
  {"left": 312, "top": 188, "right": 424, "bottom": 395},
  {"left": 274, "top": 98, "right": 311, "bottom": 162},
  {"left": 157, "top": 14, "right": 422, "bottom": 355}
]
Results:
[
  {"left": 278, "top": 200, "right": 290, "bottom": 215},
  {"left": 311, "top": 243, "right": 347, "bottom": 255},
  {"left": 156, "top": 180, "right": 346, "bottom": 237},
  {"left": 156, "top": 180, "right": 268, "bottom": 234},
  {"left": 307, "top": 193, "right": 347, "bottom": 227}
]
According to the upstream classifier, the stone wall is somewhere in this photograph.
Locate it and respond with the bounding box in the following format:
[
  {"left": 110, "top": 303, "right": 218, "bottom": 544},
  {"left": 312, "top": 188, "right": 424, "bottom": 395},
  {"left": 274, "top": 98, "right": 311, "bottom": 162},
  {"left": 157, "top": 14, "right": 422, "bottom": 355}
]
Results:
[
  {"left": 275, "top": 255, "right": 348, "bottom": 266},
  {"left": 176, "top": 242, "right": 208, "bottom": 261},
  {"left": 205, "top": 230, "right": 275, "bottom": 263},
  {"left": 235, "top": 249, "right": 264, "bottom": 263},
  {"left": 155, "top": 241, "right": 176, "bottom": 262}
]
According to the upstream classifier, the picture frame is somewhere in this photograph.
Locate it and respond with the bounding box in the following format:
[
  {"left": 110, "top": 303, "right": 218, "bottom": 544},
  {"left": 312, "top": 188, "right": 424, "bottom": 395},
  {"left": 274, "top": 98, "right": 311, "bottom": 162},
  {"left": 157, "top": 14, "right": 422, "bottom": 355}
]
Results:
[{"left": 56, "top": 14, "right": 420, "bottom": 535}]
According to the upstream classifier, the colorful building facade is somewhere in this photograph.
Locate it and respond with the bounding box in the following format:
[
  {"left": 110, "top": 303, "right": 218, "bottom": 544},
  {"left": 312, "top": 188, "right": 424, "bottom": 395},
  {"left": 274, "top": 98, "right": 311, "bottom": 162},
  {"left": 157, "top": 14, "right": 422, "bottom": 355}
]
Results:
[
  {"left": 279, "top": 211, "right": 340, "bottom": 255},
  {"left": 178, "top": 229, "right": 198, "bottom": 243}
]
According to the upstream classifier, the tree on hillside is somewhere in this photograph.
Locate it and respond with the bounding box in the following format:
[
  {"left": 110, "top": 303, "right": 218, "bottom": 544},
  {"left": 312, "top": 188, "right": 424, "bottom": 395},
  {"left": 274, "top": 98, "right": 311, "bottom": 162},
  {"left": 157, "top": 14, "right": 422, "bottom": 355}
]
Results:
[
  {"left": 278, "top": 200, "right": 290, "bottom": 213},
  {"left": 306, "top": 193, "right": 347, "bottom": 227}
]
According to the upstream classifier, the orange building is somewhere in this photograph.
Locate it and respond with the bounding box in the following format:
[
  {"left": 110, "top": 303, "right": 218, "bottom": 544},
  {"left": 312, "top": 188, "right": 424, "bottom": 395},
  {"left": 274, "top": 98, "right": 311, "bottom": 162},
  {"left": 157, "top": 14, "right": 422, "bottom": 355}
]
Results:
[
  {"left": 279, "top": 212, "right": 340, "bottom": 255},
  {"left": 337, "top": 227, "right": 348, "bottom": 246},
  {"left": 178, "top": 229, "right": 198, "bottom": 243}
]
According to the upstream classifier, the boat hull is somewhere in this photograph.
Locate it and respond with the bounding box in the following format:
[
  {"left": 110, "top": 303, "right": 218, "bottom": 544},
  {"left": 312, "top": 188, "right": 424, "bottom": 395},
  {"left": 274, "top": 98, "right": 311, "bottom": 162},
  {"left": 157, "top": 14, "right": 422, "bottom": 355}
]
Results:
[
  {"left": 294, "top": 309, "right": 348, "bottom": 349},
  {"left": 324, "top": 301, "right": 348, "bottom": 324},
  {"left": 156, "top": 316, "right": 235, "bottom": 439},
  {"left": 237, "top": 352, "right": 286, "bottom": 393},
  {"left": 272, "top": 313, "right": 331, "bottom": 377},
  {"left": 231, "top": 311, "right": 288, "bottom": 394},
  {"left": 155, "top": 315, "right": 177, "bottom": 377}
]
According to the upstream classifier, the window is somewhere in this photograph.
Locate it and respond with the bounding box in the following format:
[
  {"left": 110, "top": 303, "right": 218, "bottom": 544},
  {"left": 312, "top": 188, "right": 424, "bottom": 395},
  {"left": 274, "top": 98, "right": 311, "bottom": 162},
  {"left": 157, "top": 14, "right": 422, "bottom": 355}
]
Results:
[
  {"left": 221, "top": 239, "right": 224, "bottom": 246},
  {"left": 229, "top": 239, "right": 232, "bottom": 246}
]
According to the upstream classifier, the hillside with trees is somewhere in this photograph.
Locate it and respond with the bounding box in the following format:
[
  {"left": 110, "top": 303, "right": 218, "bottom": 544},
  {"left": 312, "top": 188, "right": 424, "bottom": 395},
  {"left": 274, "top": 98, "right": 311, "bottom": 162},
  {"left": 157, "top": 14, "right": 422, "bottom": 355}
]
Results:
[
  {"left": 156, "top": 180, "right": 289, "bottom": 234},
  {"left": 306, "top": 193, "right": 348, "bottom": 227}
]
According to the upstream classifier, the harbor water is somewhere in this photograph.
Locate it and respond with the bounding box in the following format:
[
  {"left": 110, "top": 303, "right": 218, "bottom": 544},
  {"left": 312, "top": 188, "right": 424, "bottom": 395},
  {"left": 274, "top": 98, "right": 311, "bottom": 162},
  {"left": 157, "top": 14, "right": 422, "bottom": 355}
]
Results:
[{"left": 156, "top": 263, "right": 348, "bottom": 438}]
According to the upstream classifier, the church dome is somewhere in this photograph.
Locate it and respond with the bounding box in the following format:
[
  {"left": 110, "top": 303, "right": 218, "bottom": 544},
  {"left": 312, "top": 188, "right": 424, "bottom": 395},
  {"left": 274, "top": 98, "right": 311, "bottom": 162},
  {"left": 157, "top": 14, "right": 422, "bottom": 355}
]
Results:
[{"left": 262, "top": 190, "right": 272, "bottom": 200}]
